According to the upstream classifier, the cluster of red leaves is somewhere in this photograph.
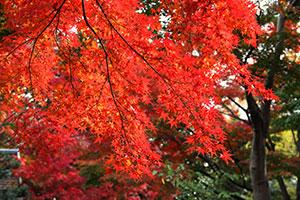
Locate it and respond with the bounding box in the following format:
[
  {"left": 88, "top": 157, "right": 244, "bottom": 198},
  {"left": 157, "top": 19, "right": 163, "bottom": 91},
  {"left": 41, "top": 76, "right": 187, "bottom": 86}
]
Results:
[{"left": 0, "top": 0, "right": 277, "bottom": 196}]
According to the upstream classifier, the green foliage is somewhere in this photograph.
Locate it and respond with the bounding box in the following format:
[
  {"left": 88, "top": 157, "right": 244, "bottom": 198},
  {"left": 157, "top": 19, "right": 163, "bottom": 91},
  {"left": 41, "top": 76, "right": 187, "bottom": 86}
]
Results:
[
  {"left": 160, "top": 159, "right": 250, "bottom": 199},
  {"left": 80, "top": 163, "right": 105, "bottom": 187},
  {"left": 138, "top": 0, "right": 161, "bottom": 16},
  {"left": 0, "top": 152, "right": 29, "bottom": 200},
  {"left": 0, "top": 4, "right": 13, "bottom": 41}
]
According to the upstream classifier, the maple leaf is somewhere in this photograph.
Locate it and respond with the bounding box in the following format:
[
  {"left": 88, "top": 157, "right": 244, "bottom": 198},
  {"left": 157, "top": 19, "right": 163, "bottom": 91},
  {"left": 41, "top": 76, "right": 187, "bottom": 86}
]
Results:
[
  {"left": 159, "top": 111, "right": 168, "bottom": 121},
  {"left": 184, "top": 136, "right": 195, "bottom": 146},
  {"left": 220, "top": 151, "right": 233, "bottom": 164},
  {"left": 167, "top": 118, "right": 177, "bottom": 128},
  {"left": 141, "top": 94, "right": 151, "bottom": 104}
]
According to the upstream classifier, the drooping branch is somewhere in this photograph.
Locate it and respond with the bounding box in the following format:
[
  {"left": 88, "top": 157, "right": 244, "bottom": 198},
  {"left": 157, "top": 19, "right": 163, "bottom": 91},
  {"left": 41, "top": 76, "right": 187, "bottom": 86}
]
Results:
[
  {"left": 0, "top": 38, "right": 33, "bottom": 63},
  {"left": 94, "top": 0, "right": 204, "bottom": 129},
  {"left": 28, "top": 0, "right": 67, "bottom": 91},
  {"left": 81, "top": 0, "right": 126, "bottom": 133}
]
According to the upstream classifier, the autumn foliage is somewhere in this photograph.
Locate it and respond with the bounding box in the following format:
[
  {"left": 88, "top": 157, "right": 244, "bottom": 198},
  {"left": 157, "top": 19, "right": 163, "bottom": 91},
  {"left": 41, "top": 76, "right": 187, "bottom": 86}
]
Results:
[{"left": 0, "top": 0, "right": 278, "bottom": 198}]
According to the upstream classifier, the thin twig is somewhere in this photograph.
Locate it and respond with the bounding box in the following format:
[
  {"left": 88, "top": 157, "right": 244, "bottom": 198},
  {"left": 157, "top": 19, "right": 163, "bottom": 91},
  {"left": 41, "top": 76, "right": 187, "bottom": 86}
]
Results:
[{"left": 0, "top": 39, "right": 34, "bottom": 63}]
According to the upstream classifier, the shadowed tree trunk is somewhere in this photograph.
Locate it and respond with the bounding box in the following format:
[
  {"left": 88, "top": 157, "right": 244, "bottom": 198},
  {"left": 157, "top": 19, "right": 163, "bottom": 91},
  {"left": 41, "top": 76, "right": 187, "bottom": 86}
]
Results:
[
  {"left": 247, "top": 93, "right": 270, "bottom": 200},
  {"left": 277, "top": 177, "right": 291, "bottom": 200}
]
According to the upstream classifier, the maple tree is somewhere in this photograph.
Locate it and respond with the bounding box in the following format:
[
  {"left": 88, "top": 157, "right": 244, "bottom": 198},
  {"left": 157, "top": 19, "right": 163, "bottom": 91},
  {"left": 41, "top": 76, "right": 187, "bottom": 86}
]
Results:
[{"left": 0, "top": 0, "right": 279, "bottom": 199}]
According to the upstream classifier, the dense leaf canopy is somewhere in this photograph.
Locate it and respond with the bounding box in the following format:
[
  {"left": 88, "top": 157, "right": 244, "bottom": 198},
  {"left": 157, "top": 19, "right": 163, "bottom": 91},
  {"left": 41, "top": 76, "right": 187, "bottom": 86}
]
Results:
[{"left": 0, "top": 0, "right": 276, "bottom": 188}]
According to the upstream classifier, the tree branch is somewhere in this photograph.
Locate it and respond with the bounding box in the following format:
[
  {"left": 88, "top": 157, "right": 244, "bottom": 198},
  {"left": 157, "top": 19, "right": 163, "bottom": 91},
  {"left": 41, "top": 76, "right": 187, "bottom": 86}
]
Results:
[
  {"left": 227, "top": 96, "right": 248, "bottom": 113},
  {"left": 94, "top": 0, "right": 202, "bottom": 129},
  {"left": 28, "top": 0, "right": 67, "bottom": 92},
  {"left": 81, "top": 0, "right": 127, "bottom": 143},
  {"left": 220, "top": 103, "right": 250, "bottom": 125}
]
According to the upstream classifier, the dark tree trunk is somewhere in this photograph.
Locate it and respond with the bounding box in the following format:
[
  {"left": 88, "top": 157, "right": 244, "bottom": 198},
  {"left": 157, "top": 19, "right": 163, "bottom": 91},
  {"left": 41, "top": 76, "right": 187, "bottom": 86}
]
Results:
[
  {"left": 277, "top": 177, "right": 291, "bottom": 200},
  {"left": 246, "top": 94, "right": 270, "bottom": 200}
]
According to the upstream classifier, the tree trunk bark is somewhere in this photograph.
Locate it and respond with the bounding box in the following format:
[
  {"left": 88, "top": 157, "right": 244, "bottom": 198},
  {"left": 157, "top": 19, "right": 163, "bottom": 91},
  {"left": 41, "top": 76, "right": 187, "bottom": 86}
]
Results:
[
  {"left": 247, "top": 94, "right": 270, "bottom": 200},
  {"left": 277, "top": 176, "right": 291, "bottom": 200}
]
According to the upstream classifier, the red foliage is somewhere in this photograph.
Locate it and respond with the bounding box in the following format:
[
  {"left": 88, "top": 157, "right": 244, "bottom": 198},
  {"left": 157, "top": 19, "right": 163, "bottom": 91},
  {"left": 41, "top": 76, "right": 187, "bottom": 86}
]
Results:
[{"left": 0, "top": 0, "right": 277, "bottom": 198}]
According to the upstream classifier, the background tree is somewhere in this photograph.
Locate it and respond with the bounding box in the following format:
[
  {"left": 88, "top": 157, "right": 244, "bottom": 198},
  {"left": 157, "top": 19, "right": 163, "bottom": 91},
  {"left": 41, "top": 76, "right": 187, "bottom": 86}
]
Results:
[
  {"left": 243, "top": 0, "right": 300, "bottom": 199},
  {"left": 205, "top": 0, "right": 300, "bottom": 199}
]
